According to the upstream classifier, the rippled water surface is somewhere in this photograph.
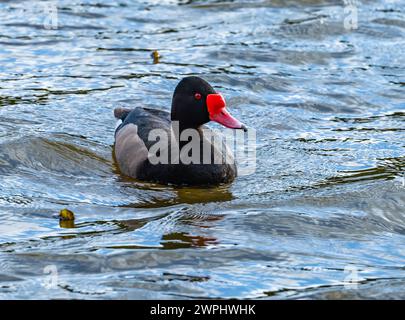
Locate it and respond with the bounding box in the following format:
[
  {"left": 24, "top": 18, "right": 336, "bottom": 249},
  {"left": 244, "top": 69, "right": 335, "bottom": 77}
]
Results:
[{"left": 0, "top": 0, "right": 404, "bottom": 299}]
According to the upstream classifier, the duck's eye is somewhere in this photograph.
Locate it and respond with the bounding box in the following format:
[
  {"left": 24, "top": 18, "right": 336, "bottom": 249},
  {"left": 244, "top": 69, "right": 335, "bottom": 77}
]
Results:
[{"left": 194, "top": 93, "right": 202, "bottom": 100}]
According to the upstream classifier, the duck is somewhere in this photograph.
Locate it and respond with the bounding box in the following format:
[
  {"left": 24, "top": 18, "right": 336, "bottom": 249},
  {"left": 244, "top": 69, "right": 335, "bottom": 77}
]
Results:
[{"left": 113, "top": 76, "right": 246, "bottom": 185}]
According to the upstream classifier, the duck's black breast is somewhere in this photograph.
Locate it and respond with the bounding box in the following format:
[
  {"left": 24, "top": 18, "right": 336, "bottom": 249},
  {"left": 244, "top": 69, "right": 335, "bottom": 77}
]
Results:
[{"left": 114, "top": 107, "right": 237, "bottom": 185}]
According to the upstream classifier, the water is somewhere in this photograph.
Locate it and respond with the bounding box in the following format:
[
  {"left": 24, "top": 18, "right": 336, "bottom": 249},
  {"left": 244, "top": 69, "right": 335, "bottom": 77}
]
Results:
[{"left": 0, "top": 0, "right": 404, "bottom": 299}]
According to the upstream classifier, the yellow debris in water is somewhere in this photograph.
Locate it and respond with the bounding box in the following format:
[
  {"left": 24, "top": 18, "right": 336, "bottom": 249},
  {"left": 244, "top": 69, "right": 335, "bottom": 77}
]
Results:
[
  {"left": 59, "top": 220, "right": 75, "bottom": 229},
  {"left": 151, "top": 50, "right": 160, "bottom": 64},
  {"left": 59, "top": 208, "right": 75, "bottom": 221}
]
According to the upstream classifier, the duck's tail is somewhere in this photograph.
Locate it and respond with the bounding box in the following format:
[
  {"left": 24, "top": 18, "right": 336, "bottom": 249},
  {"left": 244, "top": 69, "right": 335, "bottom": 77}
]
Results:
[
  {"left": 114, "top": 107, "right": 132, "bottom": 121},
  {"left": 114, "top": 107, "right": 133, "bottom": 134}
]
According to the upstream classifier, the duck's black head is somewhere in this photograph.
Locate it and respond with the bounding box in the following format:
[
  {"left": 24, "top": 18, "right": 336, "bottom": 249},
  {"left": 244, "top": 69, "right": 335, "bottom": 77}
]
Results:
[{"left": 171, "top": 76, "right": 246, "bottom": 131}]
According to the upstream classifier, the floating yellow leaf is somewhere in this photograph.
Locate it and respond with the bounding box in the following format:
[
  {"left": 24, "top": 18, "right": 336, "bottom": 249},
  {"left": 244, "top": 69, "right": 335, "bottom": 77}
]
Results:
[
  {"left": 151, "top": 50, "right": 160, "bottom": 64},
  {"left": 59, "top": 220, "right": 75, "bottom": 229},
  {"left": 59, "top": 208, "right": 75, "bottom": 221}
]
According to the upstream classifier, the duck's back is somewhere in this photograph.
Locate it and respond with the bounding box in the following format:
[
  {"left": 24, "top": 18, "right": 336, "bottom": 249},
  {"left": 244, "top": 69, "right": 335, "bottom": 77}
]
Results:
[
  {"left": 116, "top": 107, "right": 171, "bottom": 148},
  {"left": 114, "top": 107, "right": 237, "bottom": 185}
]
